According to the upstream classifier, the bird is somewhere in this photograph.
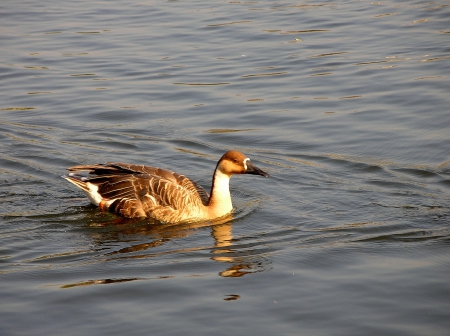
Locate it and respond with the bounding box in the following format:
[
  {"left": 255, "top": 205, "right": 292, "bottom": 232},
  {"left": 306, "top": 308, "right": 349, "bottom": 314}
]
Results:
[{"left": 63, "top": 150, "right": 269, "bottom": 223}]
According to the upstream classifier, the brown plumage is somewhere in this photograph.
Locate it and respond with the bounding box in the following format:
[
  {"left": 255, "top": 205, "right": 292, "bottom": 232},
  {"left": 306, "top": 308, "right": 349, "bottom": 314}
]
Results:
[{"left": 64, "top": 150, "right": 269, "bottom": 223}]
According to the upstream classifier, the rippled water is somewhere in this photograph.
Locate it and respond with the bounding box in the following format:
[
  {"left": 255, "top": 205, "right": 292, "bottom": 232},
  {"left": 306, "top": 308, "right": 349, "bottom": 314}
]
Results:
[{"left": 1, "top": 0, "right": 449, "bottom": 335}]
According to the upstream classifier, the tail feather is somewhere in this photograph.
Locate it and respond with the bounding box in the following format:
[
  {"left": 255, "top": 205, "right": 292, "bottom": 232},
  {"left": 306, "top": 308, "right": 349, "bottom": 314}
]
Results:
[
  {"left": 63, "top": 174, "right": 90, "bottom": 192},
  {"left": 63, "top": 174, "right": 103, "bottom": 206}
]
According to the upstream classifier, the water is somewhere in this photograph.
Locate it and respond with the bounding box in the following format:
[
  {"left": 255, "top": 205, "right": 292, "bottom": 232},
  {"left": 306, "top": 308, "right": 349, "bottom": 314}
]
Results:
[{"left": 1, "top": 0, "right": 449, "bottom": 335}]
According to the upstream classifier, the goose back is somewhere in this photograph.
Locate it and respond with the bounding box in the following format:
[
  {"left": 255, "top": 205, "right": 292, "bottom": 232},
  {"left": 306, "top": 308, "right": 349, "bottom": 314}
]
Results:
[{"left": 66, "top": 163, "right": 210, "bottom": 222}]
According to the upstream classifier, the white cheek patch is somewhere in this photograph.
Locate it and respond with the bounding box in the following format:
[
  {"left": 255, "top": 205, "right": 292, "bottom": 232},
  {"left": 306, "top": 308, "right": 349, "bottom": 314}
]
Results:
[{"left": 243, "top": 158, "right": 250, "bottom": 171}]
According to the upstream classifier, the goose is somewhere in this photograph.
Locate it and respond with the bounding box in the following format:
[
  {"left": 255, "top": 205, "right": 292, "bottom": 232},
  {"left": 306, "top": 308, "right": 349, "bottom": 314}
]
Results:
[{"left": 63, "top": 150, "right": 269, "bottom": 223}]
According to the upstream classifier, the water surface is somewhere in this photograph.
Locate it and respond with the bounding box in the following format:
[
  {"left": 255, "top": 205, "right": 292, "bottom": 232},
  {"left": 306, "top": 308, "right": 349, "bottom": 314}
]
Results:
[{"left": 1, "top": 1, "right": 449, "bottom": 335}]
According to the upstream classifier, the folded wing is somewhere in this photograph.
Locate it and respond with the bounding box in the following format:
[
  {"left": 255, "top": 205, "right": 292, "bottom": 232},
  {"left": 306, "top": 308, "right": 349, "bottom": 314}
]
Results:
[{"left": 66, "top": 163, "right": 210, "bottom": 221}]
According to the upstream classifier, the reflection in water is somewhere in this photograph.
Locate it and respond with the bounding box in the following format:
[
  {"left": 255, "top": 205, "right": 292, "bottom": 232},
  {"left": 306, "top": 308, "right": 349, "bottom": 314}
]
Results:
[
  {"left": 59, "top": 213, "right": 269, "bottom": 288},
  {"left": 172, "top": 82, "right": 230, "bottom": 86},
  {"left": 242, "top": 72, "right": 287, "bottom": 78},
  {"left": 61, "top": 277, "right": 144, "bottom": 289},
  {"left": 69, "top": 73, "right": 96, "bottom": 77},
  {"left": 210, "top": 224, "right": 258, "bottom": 278},
  {"left": 224, "top": 294, "right": 240, "bottom": 301},
  {"left": 207, "top": 20, "right": 252, "bottom": 27},
  {"left": 1, "top": 107, "right": 35, "bottom": 111},
  {"left": 205, "top": 128, "right": 258, "bottom": 134}
]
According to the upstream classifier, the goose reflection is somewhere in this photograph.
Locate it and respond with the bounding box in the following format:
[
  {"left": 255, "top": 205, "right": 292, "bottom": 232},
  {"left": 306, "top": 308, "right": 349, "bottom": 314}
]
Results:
[
  {"left": 83, "top": 213, "right": 269, "bottom": 279},
  {"left": 210, "top": 224, "right": 258, "bottom": 277}
]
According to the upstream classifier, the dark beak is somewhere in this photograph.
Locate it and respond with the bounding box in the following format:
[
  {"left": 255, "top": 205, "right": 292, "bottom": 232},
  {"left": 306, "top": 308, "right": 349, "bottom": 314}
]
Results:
[{"left": 246, "top": 161, "right": 269, "bottom": 177}]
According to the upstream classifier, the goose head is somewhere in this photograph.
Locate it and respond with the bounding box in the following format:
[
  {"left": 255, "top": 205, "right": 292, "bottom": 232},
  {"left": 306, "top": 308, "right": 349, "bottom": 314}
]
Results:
[{"left": 216, "top": 150, "right": 269, "bottom": 177}]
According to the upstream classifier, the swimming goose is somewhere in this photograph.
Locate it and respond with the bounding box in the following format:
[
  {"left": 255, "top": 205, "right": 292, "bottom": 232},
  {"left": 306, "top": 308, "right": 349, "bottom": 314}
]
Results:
[{"left": 64, "top": 150, "right": 269, "bottom": 223}]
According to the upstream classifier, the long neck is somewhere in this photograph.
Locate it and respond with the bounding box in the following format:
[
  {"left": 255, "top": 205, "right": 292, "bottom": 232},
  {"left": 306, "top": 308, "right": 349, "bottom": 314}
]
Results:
[{"left": 207, "top": 169, "right": 233, "bottom": 217}]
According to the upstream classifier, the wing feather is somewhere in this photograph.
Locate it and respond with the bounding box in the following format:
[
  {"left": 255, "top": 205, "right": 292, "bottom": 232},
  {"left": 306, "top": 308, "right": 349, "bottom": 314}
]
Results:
[
  {"left": 106, "top": 162, "right": 210, "bottom": 205},
  {"left": 67, "top": 162, "right": 210, "bottom": 221},
  {"left": 68, "top": 162, "right": 209, "bottom": 205}
]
